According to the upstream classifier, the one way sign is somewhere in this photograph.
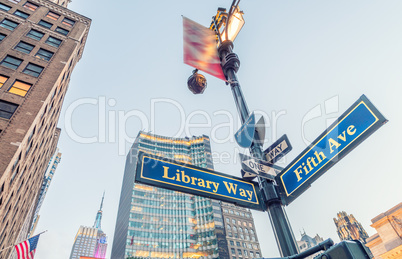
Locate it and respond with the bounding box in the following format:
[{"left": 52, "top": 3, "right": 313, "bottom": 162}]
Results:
[{"left": 239, "top": 153, "right": 283, "bottom": 180}]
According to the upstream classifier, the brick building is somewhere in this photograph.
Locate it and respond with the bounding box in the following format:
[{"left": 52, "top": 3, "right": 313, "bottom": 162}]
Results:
[
  {"left": 221, "top": 202, "right": 262, "bottom": 258},
  {"left": 0, "top": 0, "right": 90, "bottom": 257}
]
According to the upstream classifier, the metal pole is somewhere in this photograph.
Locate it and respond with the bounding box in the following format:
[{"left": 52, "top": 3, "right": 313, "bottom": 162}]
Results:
[{"left": 218, "top": 40, "right": 299, "bottom": 257}]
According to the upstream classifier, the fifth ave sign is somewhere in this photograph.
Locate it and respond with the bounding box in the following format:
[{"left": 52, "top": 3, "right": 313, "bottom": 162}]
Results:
[{"left": 275, "top": 95, "right": 387, "bottom": 205}]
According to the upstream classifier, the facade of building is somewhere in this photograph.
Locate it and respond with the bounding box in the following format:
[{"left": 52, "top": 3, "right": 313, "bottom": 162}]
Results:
[
  {"left": 70, "top": 195, "right": 108, "bottom": 259},
  {"left": 28, "top": 148, "right": 61, "bottom": 237},
  {"left": 111, "top": 132, "right": 228, "bottom": 259},
  {"left": 296, "top": 230, "right": 324, "bottom": 259},
  {"left": 334, "top": 211, "right": 369, "bottom": 243},
  {"left": 366, "top": 202, "right": 402, "bottom": 259},
  {"left": 0, "top": 0, "right": 90, "bottom": 257},
  {"left": 221, "top": 202, "right": 262, "bottom": 258}
]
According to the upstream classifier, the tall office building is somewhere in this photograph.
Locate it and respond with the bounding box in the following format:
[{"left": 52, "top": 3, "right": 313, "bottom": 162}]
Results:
[
  {"left": 111, "top": 131, "right": 228, "bottom": 259},
  {"left": 0, "top": 0, "right": 90, "bottom": 257},
  {"left": 70, "top": 195, "right": 108, "bottom": 259},
  {"left": 28, "top": 148, "right": 61, "bottom": 237},
  {"left": 221, "top": 202, "right": 262, "bottom": 258},
  {"left": 334, "top": 211, "right": 369, "bottom": 244}
]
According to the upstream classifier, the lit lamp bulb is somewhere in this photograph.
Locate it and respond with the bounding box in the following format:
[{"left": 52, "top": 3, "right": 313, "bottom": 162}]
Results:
[{"left": 221, "top": 7, "right": 245, "bottom": 42}]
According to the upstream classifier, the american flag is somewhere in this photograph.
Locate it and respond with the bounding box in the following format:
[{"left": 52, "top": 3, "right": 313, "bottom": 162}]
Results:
[{"left": 14, "top": 235, "right": 40, "bottom": 259}]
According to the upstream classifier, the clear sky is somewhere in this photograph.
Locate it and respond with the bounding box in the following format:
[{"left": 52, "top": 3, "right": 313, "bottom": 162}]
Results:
[{"left": 34, "top": 1, "right": 402, "bottom": 258}]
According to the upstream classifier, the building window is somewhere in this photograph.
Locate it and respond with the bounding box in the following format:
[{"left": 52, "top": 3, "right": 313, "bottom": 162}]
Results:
[
  {"left": 237, "top": 249, "right": 242, "bottom": 256},
  {"left": 14, "top": 41, "right": 34, "bottom": 54},
  {"left": 227, "top": 224, "right": 231, "bottom": 231},
  {"left": 8, "top": 0, "right": 21, "bottom": 3},
  {"left": 236, "top": 241, "right": 241, "bottom": 246},
  {"left": 38, "top": 20, "right": 52, "bottom": 29},
  {"left": 8, "top": 80, "right": 32, "bottom": 96},
  {"left": 0, "top": 100, "right": 18, "bottom": 119},
  {"left": 26, "top": 29, "right": 44, "bottom": 41},
  {"left": 62, "top": 17, "right": 75, "bottom": 27},
  {"left": 250, "top": 251, "right": 254, "bottom": 257},
  {"left": 46, "top": 11, "right": 60, "bottom": 20},
  {"left": 244, "top": 250, "right": 248, "bottom": 256},
  {"left": 14, "top": 10, "right": 29, "bottom": 19},
  {"left": 232, "top": 219, "right": 236, "bottom": 224},
  {"left": 55, "top": 27, "right": 68, "bottom": 35},
  {"left": 45, "top": 36, "right": 62, "bottom": 47},
  {"left": 1, "top": 55, "right": 23, "bottom": 69},
  {"left": 230, "top": 240, "right": 234, "bottom": 246},
  {"left": 0, "top": 19, "right": 18, "bottom": 31},
  {"left": 231, "top": 248, "right": 235, "bottom": 255},
  {"left": 35, "top": 48, "right": 53, "bottom": 61},
  {"left": 23, "top": 2, "right": 38, "bottom": 11},
  {"left": 0, "top": 3, "right": 11, "bottom": 11},
  {"left": 256, "top": 252, "right": 260, "bottom": 257},
  {"left": 23, "top": 63, "right": 44, "bottom": 77},
  {"left": 0, "top": 75, "right": 9, "bottom": 88},
  {"left": 0, "top": 33, "right": 6, "bottom": 41}
]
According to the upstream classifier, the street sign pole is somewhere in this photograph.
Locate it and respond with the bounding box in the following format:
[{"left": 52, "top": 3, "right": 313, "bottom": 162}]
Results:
[{"left": 218, "top": 40, "right": 299, "bottom": 256}]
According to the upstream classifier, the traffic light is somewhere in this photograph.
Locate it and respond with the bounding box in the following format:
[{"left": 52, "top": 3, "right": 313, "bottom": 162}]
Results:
[
  {"left": 314, "top": 240, "right": 373, "bottom": 259},
  {"left": 263, "top": 239, "right": 373, "bottom": 259}
]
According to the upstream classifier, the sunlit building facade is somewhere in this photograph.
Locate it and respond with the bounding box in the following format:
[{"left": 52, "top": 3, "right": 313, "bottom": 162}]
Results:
[
  {"left": 334, "top": 211, "right": 369, "bottom": 244},
  {"left": 366, "top": 202, "right": 402, "bottom": 259},
  {"left": 111, "top": 132, "right": 228, "bottom": 259}
]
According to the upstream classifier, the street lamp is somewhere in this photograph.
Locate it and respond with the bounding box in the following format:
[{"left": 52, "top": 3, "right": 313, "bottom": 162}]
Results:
[{"left": 187, "top": 0, "right": 299, "bottom": 257}]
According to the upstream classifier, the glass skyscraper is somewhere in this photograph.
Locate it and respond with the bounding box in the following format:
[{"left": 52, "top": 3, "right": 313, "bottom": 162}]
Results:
[{"left": 111, "top": 131, "right": 229, "bottom": 259}]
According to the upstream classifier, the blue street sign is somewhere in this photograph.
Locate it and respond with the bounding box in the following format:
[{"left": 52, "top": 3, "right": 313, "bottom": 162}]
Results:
[
  {"left": 235, "top": 113, "right": 256, "bottom": 148},
  {"left": 135, "top": 151, "right": 265, "bottom": 211},
  {"left": 276, "top": 95, "right": 387, "bottom": 205}
]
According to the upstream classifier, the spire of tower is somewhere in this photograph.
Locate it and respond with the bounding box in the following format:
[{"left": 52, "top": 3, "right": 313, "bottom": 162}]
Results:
[
  {"left": 94, "top": 192, "right": 105, "bottom": 229},
  {"left": 99, "top": 191, "right": 105, "bottom": 211}
]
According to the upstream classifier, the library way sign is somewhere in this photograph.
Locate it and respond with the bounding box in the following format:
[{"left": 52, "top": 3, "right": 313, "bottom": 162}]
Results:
[
  {"left": 135, "top": 151, "right": 265, "bottom": 211},
  {"left": 135, "top": 95, "right": 387, "bottom": 210}
]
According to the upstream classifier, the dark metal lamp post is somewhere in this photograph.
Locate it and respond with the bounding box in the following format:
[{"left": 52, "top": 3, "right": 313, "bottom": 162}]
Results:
[{"left": 187, "top": 0, "right": 299, "bottom": 257}]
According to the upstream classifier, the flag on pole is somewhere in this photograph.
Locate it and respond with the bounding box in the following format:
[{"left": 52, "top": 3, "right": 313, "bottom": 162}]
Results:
[
  {"left": 183, "top": 16, "right": 226, "bottom": 81},
  {"left": 130, "top": 236, "right": 134, "bottom": 246},
  {"left": 14, "top": 234, "right": 40, "bottom": 259}
]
